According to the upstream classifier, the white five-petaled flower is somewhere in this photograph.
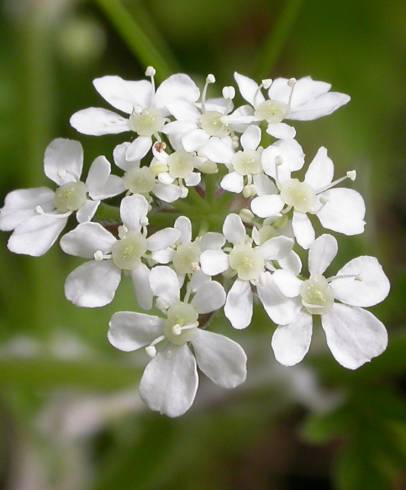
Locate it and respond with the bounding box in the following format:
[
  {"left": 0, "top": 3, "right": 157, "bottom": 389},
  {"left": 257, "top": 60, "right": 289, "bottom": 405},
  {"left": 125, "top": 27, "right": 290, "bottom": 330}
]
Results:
[
  {"left": 200, "top": 213, "right": 293, "bottom": 329},
  {"left": 70, "top": 68, "right": 200, "bottom": 161},
  {"left": 60, "top": 194, "right": 180, "bottom": 308},
  {"left": 0, "top": 138, "right": 123, "bottom": 256},
  {"left": 228, "top": 72, "right": 350, "bottom": 139},
  {"left": 258, "top": 234, "right": 390, "bottom": 369},
  {"left": 108, "top": 265, "right": 247, "bottom": 417},
  {"left": 251, "top": 146, "right": 365, "bottom": 248}
]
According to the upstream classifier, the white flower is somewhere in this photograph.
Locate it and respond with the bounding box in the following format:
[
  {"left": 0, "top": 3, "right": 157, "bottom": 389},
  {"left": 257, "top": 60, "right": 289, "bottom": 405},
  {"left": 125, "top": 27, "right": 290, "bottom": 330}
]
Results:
[
  {"left": 60, "top": 194, "right": 180, "bottom": 308},
  {"left": 108, "top": 265, "right": 247, "bottom": 417},
  {"left": 162, "top": 74, "right": 238, "bottom": 166},
  {"left": 258, "top": 234, "right": 390, "bottom": 369},
  {"left": 0, "top": 138, "right": 123, "bottom": 256},
  {"left": 229, "top": 72, "right": 350, "bottom": 139},
  {"left": 70, "top": 68, "right": 200, "bottom": 160},
  {"left": 200, "top": 213, "right": 293, "bottom": 329},
  {"left": 251, "top": 146, "right": 365, "bottom": 248}
]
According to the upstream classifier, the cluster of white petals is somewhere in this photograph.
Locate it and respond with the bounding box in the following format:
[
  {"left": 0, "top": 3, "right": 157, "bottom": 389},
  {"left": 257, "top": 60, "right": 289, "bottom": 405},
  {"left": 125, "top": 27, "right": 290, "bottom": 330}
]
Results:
[{"left": 0, "top": 68, "right": 390, "bottom": 417}]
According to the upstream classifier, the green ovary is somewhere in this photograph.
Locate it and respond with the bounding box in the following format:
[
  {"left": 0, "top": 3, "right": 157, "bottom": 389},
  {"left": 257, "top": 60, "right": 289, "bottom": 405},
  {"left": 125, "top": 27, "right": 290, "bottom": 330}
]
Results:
[
  {"left": 280, "top": 179, "right": 317, "bottom": 213},
  {"left": 255, "top": 100, "right": 288, "bottom": 123},
  {"left": 54, "top": 181, "right": 87, "bottom": 212},
  {"left": 111, "top": 231, "right": 147, "bottom": 270},
  {"left": 300, "top": 275, "right": 334, "bottom": 315},
  {"left": 172, "top": 243, "right": 201, "bottom": 274},
  {"left": 164, "top": 302, "right": 198, "bottom": 346},
  {"left": 229, "top": 244, "right": 264, "bottom": 281},
  {"left": 200, "top": 111, "right": 229, "bottom": 137},
  {"left": 129, "top": 108, "right": 164, "bottom": 136},
  {"left": 233, "top": 150, "right": 261, "bottom": 176},
  {"left": 123, "top": 167, "right": 155, "bottom": 194}
]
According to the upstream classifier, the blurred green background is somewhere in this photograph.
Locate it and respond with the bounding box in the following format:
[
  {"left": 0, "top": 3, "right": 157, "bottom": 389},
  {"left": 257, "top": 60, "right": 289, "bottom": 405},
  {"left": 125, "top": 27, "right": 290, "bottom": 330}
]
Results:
[{"left": 0, "top": 0, "right": 405, "bottom": 489}]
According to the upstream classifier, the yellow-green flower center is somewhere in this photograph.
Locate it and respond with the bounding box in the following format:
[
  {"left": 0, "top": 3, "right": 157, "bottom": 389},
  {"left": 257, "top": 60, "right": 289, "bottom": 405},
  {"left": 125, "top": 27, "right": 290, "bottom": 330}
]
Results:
[
  {"left": 300, "top": 275, "right": 334, "bottom": 315},
  {"left": 255, "top": 99, "right": 289, "bottom": 123},
  {"left": 280, "top": 179, "right": 317, "bottom": 213},
  {"left": 167, "top": 151, "right": 196, "bottom": 179},
  {"left": 111, "top": 231, "right": 147, "bottom": 270},
  {"left": 164, "top": 302, "right": 198, "bottom": 346},
  {"left": 229, "top": 243, "right": 264, "bottom": 281},
  {"left": 200, "top": 111, "right": 229, "bottom": 137},
  {"left": 123, "top": 167, "right": 155, "bottom": 194},
  {"left": 172, "top": 243, "right": 201, "bottom": 274},
  {"left": 54, "top": 181, "right": 87, "bottom": 212},
  {"left": 129, "top": 108, "right": 164, "bottom": 136},
  {"left": 232, "top": 150, "right": 261, "bottom": 176}
]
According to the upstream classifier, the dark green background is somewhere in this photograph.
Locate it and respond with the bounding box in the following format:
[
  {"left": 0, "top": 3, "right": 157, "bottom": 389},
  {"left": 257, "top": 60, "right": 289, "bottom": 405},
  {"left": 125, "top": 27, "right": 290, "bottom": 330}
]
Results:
[{"left": 0, "top": 1, "right": 405, "bottom": 489}]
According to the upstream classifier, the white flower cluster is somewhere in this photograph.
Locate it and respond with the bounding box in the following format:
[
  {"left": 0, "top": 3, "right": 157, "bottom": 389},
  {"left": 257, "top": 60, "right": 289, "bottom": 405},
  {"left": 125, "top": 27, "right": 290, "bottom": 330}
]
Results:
[{"left": 0, "top": 68, "right": 390, "bottom": 417}]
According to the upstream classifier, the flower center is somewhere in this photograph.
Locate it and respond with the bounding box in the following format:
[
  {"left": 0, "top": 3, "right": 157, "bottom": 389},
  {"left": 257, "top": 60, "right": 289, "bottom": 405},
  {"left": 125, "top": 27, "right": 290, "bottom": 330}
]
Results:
[
  {"left": 164, "top": 302, "right": 198, "bottom": 346},
  {"left": 200, "top": 111, "right": 229, "bottom": 137},
  {"left": 54, "top": 181, "right": 87, "bottom": 212},
  {"left": 255, "top": 99, "right": 289, "bottom": 123},
  {"left": 229, "top": 243, "right": 264, "bottom": 281},
  {"left": 123, "top": 167, "right": 155, "bottom": 194},
  {"left": 111, "top": 231, "right": 147, "bottom": 270},
  {"left": 232, "top": 150, "right": 261, "bottom": 176},
  {"left": 280, "top": 179, "right": 317, "bottom": 213},
  {"left": 129, "top": 108, "right": 164, "bottom": 136},
  {"left": 300, "top": 275, "right": 334, "bottom": 315},
  {"left": 167, "top": 151, "right": 196, "bottom": 179},
  {"left": 172, "top": 243, "right": 201, "bottom": 274}
]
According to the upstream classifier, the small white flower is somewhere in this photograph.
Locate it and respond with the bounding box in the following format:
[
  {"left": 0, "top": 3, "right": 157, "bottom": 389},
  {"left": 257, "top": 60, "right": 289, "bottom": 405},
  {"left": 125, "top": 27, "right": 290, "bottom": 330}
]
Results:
[
  {"left": 60, "top": 194, "right": 180, "bottom": 308},
  {"left": 228, "top": 72, "right": 350, "bottom": 139},
  {"left": 258, "top": 234, "right": 390, "bottom": 369},
  {"left": 108, "top": 266, "right": 247, "bottom": 417},
  {"left": 0, "top": 138, "right": 123, "bottom": 256},
  {"left": 70, "top": 70, "right": 200, "bottom": 160},
  {"left": 200, "top": 213, "right": 293, "bottom": 329},
  {"left": 251, "top": 146, "right": 365, "bottom": 248}
]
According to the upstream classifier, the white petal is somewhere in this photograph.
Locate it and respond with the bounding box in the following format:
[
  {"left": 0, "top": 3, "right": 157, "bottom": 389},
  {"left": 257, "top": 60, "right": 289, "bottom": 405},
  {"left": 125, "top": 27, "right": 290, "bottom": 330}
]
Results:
[
  {"left": 175, "top": 216, "right": 192, "bottom": 244},
  {"left": 8, "top": 214, "right": 68, "bottom": 256},
  {"left": 272, "top": 311, "right": 313, "bottom": 366},
  {"left": 191, "top": 280, "right": 226, "bottom": 314},
  {"left": 76, "top": 199, "right": 100, "bottom": 223},
  {"left": 44, "top": 138, "right": 83, "bottom": 185},
  {"left": 154, "top": 74, "right": 200, "bottom": 107},
  {"left": 309, "top": 233, "right": 338, "bottom": 275},
  {"left": 147, "top": 228, "right": 180, "bottom": 251},
  {"left": 251, "top": 194, "right": 284, "bottom": 218},
  {"left": 199, "top": 232, "right": 225, "bottom": 251},
  {"left": 272, "top": 269, "right": 302, "bottom": 297},
  {"left": 331, "top": 256, "right": 390, "bottom": 307},
  {"left": 125, "top": 136, "right": 152, "bottom": 161},
  {"left": 266, "top": 122, "right": 296, "bottom": 139},
  {"left": 161, "top": 120, "right": 197, "bottom": 136},
  {"left": 191, "top": 329, "right": 247, "bottom": 388},
  {"left": 199, "top": 137, "right": 234, "bottom": 164},
  {"left": 120, "top": 194, "right": 149, "bottom": 231},
  {"left": 184, "top": 172, "right": 201, "bottom": 187},
  {"left": 149, "top": 265, "right": 180, "bottom": 307},
  {"left": 60, "top": 222, "right": 115, "bottom": 258},
  {"left": 167, "top": 100, "right": 200, "bottom": 123},
  {"left": 131, "top": 262, "right": 153, "bottom": 310},
  {"left": 270, "top": 76, "right": 331, "bottom": 106},
  {"left": 70, "top": 108, "right": 129, "bottom": 135},
  {"left": 223, "top": 213, "right": 246, "bottom": 244},
  {"left": 261, "top": 139, "right": 305, "bottom": 180},
  {"left": 64, "top": 260, "right": 121, "bottom": 307},
  {"left": 257, "top": 272, "right": 302, "bottom": 324},
  {"left": 322, "top": 303, "right": 388, "bottom": 369},
  {"left": 189, "top": 270, "right": 211, "bottom": 291},
  {"left": 220, "top": 172, "right": 244, "bottom": 193},
  {"left": 139, "top": 345, "right": 198, "bottom": 417},
  {"left": 93, "top": 76, "right": 153, "bottom": 113},
  {"left": 86, "top": 156, "right": 111, "bottom": 197},
  {"left": 260, "top": 236, "right": 293, "bottom": 260},
  {"left": 113, "top": 142, "right": 140, "bottom": 171},
  {"left": 0, "top": 188, "right": 54, "bottom": 231},
  {"left": 241, "top": 125, "right": 261, "bottom": 151},
  {"left": 225, "top": 279, "right": 253, "bottom": 329},
  {"left": 317, "top": 188, "right": 365, "bottom": 235},
  {"left": 151, "top": 248, "right": 175, "bottom": 264},
  {"left": 153, "top": 183, "right": 183, "bottom": 203},
  {"left": 289, "top": 92, "right": 351, "bottom": 121},
  {"left": 200, "top": 249, "right": 229, "bottom": 276},
  {"left": 234, "top": 72, "right": 264, "bottom": 106},
  {"left": 292, "top": 212, "right": 315, "bottom": 249},
  {"left": 304, "top": 147, "right": 334, "bottom": 190},
  {"left": 279, "top": 251, "right": 302, "bottom": 275},
  {"left": 108, "top": 311, "right": 163, "bottom": 351},
  {"left": 182, "top": 129, "right": 209, "bottom": 151},
  {"left": 252, "top": 173, "right": 278, "bottom": 196}
]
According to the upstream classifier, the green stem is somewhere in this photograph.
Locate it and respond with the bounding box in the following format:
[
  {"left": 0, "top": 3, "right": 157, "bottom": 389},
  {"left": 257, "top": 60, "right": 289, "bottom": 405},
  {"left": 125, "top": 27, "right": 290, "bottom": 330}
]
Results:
[
  {"left": 255, "top": 0, "right": 303, "bottom": 78},
  {"left": 95, "top": 0, "right": 179, "bottom": 79}
]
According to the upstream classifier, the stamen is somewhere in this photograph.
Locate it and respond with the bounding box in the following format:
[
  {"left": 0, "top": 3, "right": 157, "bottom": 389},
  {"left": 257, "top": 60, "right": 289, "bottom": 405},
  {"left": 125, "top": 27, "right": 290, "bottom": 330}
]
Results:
[
  {"left": 144, "top": 333, "right": 165, "bottom": 358},
  {"left": 287, "top": 78, "right": 296, "bottom": 109},
  {"left": 172, "top": 321, "right": 199, "bottom": 336},
  {"left": 327, "top": 273, "right": 360, "bottom": 283},
  {"left": 316, "top": 170, "right": 357, "bottom": 194},
  {"left": 262, "top": 78, "right": 273, "bottom": 90},
  {"left": 35, "top": 205, "right": 71, "bottom": 219},
  {"left": 274, "top": 155, "right": 283, "bottom": 186},
  {"left": 222, "top": 86, "right": 235, "bottom": 100},
  {"left": 201, "top": 74, "right": 216, "bottom": 113},
  {"left": 118, "top": 225, "right": 128, "bottom": 239},
  {"left": 35, "top": 205, "right": 44, "bottom": 214},
  {"left": 191, "top": 262, "right": 200, "bottom": 272},
  {"left": 94, "top": 250, "right": 104, "bottom": 261},
  {"left": 145, "top": 66, "right": 156, "bottom": 92}
]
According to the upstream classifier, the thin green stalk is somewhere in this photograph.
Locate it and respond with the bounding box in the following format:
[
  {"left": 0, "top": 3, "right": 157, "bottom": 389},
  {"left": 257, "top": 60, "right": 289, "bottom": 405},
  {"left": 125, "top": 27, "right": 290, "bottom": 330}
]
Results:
[
  {"left": 95, "top": 0, "right": 179, "bottom": 79},
  {"left": 255, "top": 0, "right": 303, "bottom": 78}
]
